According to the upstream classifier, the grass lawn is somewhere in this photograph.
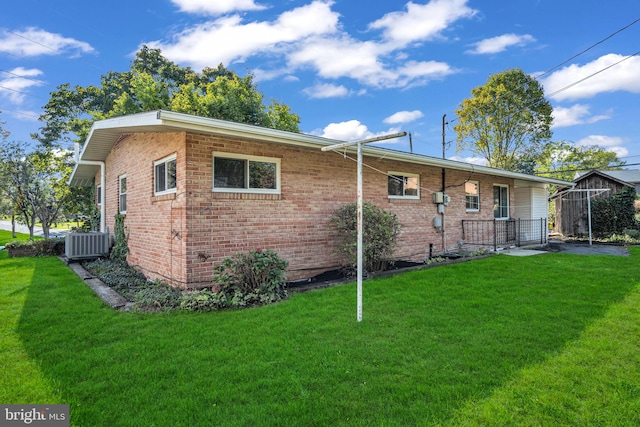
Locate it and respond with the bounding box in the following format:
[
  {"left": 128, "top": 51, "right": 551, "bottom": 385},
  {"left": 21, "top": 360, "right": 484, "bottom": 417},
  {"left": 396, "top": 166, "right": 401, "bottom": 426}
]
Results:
[{"left": 1, "top": 232, "right": 639, "bottom": 426}]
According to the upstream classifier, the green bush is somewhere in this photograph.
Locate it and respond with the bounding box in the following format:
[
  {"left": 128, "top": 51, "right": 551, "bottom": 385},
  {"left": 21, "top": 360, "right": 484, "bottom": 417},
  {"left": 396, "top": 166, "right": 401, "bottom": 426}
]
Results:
[
  {"left": 212, "top": 249, "right": 289, "bottom": 308},
  {"left": 110, "top": 213, "right": 129, "bottom": 261},
  {"left": 5, "top": 238, "right": 65, "bottom": 257},
  {"left": 591, "top": 187, "right": 637, "bottom": 237},
  {"left": 330, "top": 202, "right": 401, "bottom": 274},
  {"left": 84, "top": 250, "right": 289, "bottom": 312}
]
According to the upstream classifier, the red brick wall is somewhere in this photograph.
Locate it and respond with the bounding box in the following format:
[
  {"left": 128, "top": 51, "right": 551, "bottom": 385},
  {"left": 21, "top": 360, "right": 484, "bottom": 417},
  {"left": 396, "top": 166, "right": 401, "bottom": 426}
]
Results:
[
  {"left": 181, "top": 133, "right": 514, "bottom": 285},
  {"left": 100, "top": 132, "right": 189, "bottom": 286},
  {"left": 101, "top": 130, "right": 515, "bottom": 287}
]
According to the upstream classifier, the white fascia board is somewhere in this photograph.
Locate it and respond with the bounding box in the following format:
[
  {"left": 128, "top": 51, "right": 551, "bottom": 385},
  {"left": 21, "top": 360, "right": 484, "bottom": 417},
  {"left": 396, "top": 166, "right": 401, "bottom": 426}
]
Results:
[{"left": 77, "top": 110, "right": 573, "bottom": 188}]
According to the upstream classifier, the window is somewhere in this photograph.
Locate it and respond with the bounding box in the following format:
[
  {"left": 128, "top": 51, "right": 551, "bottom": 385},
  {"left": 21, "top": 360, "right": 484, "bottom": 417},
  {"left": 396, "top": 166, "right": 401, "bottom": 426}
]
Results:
[
  {"left": 213, "top": 152, "right": 280, "bottom": 194},
  {"left": 493, "top": 184, "right": 509, "bottom": 219},
  {"left": 119, "top": 175, "right": 127, "bottom": 214},
  {"left": 465, "top": 181, "right": 479, "bottom": 211},
  {"left": 388, "top": 172, "right": 419, "bottom": 199},
  {"left": 96, "top": 185, "right": 102, "bottom": 207},
  {"left": 154, "top": 155, "right": 177, "bottom": 195}
]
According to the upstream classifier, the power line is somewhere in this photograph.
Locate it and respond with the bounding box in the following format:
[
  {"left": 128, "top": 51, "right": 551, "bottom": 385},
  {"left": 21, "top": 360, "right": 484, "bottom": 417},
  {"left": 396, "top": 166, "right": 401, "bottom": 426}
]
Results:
[
  {"left": 0, "top": 84, "right": 47, "bottom": 100},
  {"left": 0, "top": 69, "right": 54, "bottom": 89},
  {"left": 535, "top": 17, "right": 640, "bottom": 80},
  {"left": 546, "top": 50, "right": 640, "bottom": 98},
  {"left": 535, "top": 162, "right": 640, "bottom": 176}
]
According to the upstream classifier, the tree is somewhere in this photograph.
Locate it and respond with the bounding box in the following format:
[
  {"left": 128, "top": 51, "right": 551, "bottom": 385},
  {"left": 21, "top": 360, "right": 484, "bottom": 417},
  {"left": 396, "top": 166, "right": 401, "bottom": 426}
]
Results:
[
  {"left": 537, "top": 140, "right": 622, "bottom": 183},
  {"left": 0, "top": 140, "right": 39, "bottom": 239},
  {"left": 1, "top": 119, "right": 73, "bottom": 239},
  {"left": 454, "top": 68, "right": 553, "bottom": 171},
  {"left": 34, "top": 46, "right": 300, "bottom": 149}
]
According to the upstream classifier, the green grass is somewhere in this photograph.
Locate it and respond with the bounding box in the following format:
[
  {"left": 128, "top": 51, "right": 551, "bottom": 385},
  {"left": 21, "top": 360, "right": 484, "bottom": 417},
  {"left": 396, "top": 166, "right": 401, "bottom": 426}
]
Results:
[
  {"left": 0, "top": 229, "right": 37, "bottom": 246},
  {"left": 1, "top": 236, "right": 639, "bottom": 426}
]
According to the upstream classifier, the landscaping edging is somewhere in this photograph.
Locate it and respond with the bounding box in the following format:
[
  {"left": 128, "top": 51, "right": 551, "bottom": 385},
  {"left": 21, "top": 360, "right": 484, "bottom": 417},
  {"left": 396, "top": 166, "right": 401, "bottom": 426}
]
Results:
[{"left": 62, "top": 258, "right": 134, "bottom": 310}]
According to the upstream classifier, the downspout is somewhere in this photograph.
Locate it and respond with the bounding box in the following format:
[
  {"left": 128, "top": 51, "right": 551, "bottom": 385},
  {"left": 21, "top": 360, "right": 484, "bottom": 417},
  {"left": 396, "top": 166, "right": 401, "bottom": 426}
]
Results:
[{"left": 74, "top": 144, "right": 106, "bottom": 232}]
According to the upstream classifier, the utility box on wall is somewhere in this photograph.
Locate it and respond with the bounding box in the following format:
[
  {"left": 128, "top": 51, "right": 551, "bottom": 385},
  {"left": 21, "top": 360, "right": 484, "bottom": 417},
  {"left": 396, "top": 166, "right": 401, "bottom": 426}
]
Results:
[
  {"left": 433, "top": 216, "right": 443, "bottom": 228},
  {"left": 433, "top": 192, "right": 444, "bottom": 204}
]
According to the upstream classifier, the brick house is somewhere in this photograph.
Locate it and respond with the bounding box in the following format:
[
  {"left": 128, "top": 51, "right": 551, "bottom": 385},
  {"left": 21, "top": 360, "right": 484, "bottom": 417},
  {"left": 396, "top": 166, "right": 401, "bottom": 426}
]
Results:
[{"left": 69, "top": 110, "right": 571, "bottom": 287}]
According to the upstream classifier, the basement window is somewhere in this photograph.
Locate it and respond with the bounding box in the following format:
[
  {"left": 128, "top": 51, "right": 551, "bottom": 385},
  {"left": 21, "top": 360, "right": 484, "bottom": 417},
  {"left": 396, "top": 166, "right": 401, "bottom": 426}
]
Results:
[
  {"left": 388, "top": 172, "right": 419, "bottom": 199},
  {"left": 212, "top": 152, "right": 280, "bottom": 194}
]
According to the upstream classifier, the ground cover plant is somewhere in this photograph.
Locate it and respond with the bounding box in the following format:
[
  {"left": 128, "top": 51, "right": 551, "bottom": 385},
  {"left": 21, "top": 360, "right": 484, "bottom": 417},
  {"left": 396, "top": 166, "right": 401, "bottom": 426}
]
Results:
[
  {"left": 82, "top": 248, "right": 289, "bottom": 311},
  {"left": 2, "top": 234, "right": 639, "bottom": 425}
]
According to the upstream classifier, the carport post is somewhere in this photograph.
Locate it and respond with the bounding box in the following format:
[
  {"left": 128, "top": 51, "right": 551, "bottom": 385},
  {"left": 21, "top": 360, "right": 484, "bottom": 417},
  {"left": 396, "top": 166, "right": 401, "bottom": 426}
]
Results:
[{"left": 321, "top": 132, "right": 406, "bottom": 322}]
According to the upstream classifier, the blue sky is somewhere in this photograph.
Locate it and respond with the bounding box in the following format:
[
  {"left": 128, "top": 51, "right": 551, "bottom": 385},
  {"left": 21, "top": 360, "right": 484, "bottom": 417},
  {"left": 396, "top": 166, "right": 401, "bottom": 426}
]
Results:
[{"left": 1, "top": 0, "right": 640, "bottom": 165}]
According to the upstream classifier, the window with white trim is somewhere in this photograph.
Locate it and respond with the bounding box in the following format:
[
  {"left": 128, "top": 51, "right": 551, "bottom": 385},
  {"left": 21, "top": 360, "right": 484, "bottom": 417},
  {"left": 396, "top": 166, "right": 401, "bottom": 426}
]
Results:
[
  {"left": 493, "top": 184, "right": 509, "bottom": 219},
  {"left": 154, "top": 154, "right": 177, "bottom": 195},
  {"left": 212, "top": 152, "right": 280, "bottom": 194},
  {"left": 96, "top": 184, "right": 102, "bottom": 207},
  {"left": 465, "top": 181, "right": 479, "bottom": 211},
  {"left": 119, "top": 175, "right": 127, "bottom": 214},
  {"left": 388, "top": 172, "right": 419, "bottom": 199}
]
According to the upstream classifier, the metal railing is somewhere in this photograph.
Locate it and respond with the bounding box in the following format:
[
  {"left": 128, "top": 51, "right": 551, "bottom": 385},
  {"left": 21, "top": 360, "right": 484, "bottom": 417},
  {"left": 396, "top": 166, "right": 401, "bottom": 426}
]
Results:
[{"left": 461, "top": 218, "right": 547, "bottom": 251}]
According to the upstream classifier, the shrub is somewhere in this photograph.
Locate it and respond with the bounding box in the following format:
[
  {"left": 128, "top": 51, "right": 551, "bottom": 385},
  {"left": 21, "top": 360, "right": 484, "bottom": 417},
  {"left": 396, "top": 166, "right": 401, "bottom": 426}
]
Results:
[
  {"left": 110, "top": 213, "right": 129, "bottom": 261},
  {"left": 591, "top": 187, "right": 637, "bottom": 237},
  {"left": 330, "top": 202, "right": 401, "bottom": 274},
  {"left": 212, "top": 249, "right": 289, "bottom": 308},
  {"left": 5, "top": 238, "right": 65, "bottom": 257}
]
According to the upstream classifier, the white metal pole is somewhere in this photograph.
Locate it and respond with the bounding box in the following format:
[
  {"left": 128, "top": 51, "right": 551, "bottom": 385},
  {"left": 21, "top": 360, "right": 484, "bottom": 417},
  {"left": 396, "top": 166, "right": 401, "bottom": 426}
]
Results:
[
  {"left": 356, "top": 141, "right": 363, "bottom": 322},
  {"left": 320, "top": 131, "right": 406, "bottom": 323},
  {"left": 587, "top": 188, "right": 593, "bottom": 245}
]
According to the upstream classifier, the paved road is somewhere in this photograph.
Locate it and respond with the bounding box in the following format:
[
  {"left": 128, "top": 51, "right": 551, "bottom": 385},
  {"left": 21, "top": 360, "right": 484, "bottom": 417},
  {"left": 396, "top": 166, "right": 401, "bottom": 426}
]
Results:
[{"left": 0, "top": 220, "right": 69, "bottom": 238}]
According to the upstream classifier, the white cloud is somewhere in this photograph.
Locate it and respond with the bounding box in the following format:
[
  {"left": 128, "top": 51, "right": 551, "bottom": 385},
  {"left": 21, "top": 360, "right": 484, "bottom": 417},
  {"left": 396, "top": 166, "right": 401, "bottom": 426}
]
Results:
[
  {"left": 314, "top": 119, "right": 402, "bottom": 143},
  {"left": 0, "top": 27, "right": 94, "bottom": 57},
  {"left": 369, "top": 0, "right": 477, "bottom": 46},
  {"left": 148, "top": 1, "right": 339, "bottom": 69},
  {"left": 290, "top": 37, "right": 456, "bottom": 88},
  {"left": 552, "top": 104, "right": 610, "bottom": 128},
  {"left": 466, "top": 33, "right": 535, "bottom": 55},
  {"left": 576, "top": 135, "right": 628, "bottom": 158},
  {"left": 384, "top": 110, "right": 423, "bottom": 124},
  {"left": 303, "top": 83, "right": 349, "bottom": 98},
  {"left": 0, "top": 67, "right": 44, "bottom": 104},
  {"left": 170, "top": 0, "right": 266, "bottom": 15},
  {"left": 151, "top": 0, "right": 465, "bottom": 89},
  {"left": 541, "top": 53, "right": 640, "bottom": 101},
  {"left": 449, "top": 155, "right": 488, "bottom": 166},
  {"left": 317, "top": 120, "right": 373, "bottom": 141}
]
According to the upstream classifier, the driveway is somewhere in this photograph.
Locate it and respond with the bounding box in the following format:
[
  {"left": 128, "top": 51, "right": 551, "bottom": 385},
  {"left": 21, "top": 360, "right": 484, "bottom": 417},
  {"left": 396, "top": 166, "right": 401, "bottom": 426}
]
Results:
[{"left": 545, "top": 239, "right": 630, "bottom": 256}]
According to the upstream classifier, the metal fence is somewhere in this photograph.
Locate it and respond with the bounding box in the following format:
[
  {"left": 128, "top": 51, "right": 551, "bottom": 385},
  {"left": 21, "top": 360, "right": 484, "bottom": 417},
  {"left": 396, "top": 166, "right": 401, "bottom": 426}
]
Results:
[{"left": 461, "top": 218, "right": 548, "bottom": 251}]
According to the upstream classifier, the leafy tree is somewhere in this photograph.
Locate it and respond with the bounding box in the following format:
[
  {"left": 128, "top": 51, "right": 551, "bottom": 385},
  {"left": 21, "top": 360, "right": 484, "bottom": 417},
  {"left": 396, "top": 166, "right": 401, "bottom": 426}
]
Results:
[
  {"left": 1, "top": 119, "right": 74, "bottom": 239},
  {"left": 34, "top": 46, "right": 300, "bottom": 149},
  {"left": 537, "top": 140, "right": 622, "bottom": 183},
  {"left": 454, "top": 68, "right": 553, "bottom": 171}
]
